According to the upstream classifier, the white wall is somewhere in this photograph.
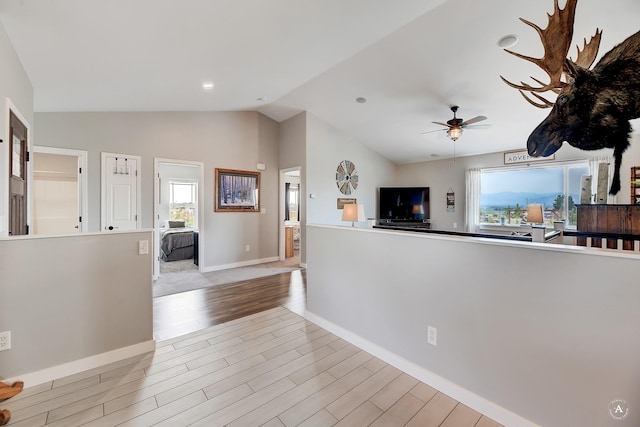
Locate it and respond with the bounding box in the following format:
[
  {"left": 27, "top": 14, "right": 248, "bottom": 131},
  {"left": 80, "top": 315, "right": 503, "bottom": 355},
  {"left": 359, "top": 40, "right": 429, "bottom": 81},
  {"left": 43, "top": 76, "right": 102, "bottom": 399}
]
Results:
[
  {"left": 306, "top": 113, "right": 396, "bottom": 227},
  {"left": 34, "top": 111, "right": 280, "bottom": 270},
  {"left": 0, "top": 21, "right": 34, "bottom": 236},
  {"left": 0, "top": 231, "right": 154, "bottom": 383},
  {"left": 395, "top": 135, "right": 640, "bottom": 231},
  {"left": 306, "top": 225, "right": 640, "bottom": 427}
]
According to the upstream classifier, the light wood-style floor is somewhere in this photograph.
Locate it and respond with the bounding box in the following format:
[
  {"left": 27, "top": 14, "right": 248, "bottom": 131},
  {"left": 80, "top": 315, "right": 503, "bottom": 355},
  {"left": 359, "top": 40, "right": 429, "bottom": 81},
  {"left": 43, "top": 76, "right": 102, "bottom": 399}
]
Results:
[{"left": 4, "top": 271, "right": 503, "bottom": 427}]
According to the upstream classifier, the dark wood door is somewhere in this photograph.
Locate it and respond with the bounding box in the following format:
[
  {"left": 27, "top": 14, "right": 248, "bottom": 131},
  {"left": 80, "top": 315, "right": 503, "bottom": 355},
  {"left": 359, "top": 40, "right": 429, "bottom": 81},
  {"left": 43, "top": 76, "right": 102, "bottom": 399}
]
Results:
[{"left": 9, "top": 111, "right": 28, "bottom": 236}]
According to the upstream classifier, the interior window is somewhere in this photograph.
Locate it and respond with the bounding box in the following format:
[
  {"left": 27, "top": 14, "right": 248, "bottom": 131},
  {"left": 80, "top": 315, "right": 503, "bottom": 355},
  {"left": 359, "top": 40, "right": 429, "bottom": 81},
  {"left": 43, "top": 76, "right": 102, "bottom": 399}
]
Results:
[
  {"left": 169, "top": 181, "right": 197, "bottom": 227},
  {"left": 480, "top": 162, "right": 588, "bottom": 228}
]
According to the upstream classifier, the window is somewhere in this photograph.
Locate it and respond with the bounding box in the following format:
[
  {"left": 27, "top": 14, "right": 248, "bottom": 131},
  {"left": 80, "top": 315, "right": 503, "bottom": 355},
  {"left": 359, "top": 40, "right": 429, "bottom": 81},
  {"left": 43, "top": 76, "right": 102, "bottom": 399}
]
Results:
[
  {"left": 479, "top": 161, "right": 588, "bottom": 228},
  {"left": 169, "top": 180, "right": 197, "bottom": 227}
]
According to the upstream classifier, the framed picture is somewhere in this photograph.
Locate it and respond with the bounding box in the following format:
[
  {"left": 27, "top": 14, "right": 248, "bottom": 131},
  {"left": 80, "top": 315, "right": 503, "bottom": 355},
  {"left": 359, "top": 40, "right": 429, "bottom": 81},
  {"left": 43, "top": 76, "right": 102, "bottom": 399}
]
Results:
[{"left": 215, "top": 168, "right": 260, "bottom": 212}]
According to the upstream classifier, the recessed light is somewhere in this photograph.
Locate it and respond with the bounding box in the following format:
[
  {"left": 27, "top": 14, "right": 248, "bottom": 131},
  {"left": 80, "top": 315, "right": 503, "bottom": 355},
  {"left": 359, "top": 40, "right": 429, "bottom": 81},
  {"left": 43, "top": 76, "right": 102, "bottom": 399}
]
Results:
[
  {"left": 202, "top": 81, "right": 214, "bottom": 90},
  {"left": 257, "top": 97, "right": 267, "bottom": 102},
  {"left": 356, "top": 97, "right": 367, "bottom": 104},
  {"left": 498, "top": 34, "right": 519, "bottom": 49}
]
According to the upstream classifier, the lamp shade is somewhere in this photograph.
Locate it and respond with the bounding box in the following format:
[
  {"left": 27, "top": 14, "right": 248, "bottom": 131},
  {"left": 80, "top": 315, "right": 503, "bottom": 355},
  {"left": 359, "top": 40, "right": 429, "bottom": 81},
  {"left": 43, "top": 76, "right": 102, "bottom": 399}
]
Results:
[
  {"left": 412, "top": 204, "right": 424, "bottom": 214},
  {"left": 527, "top": 204, "right": 543, "bottom": 224},
  {"left": 342, "top": 204, "right": 366, "bottom": 225}
]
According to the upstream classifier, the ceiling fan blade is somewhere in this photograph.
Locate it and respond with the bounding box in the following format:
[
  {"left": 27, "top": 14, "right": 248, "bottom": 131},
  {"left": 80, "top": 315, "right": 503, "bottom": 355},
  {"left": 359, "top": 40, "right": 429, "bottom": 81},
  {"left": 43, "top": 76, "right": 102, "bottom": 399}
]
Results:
[
  {"left": 431, "top": 121, "right": 451, "bottom": 128},
  {"left": 461, "top": 115, "right": 487, "bottom": 126},
  {"left": 419, "top": 128, "right": 446, "bottom": 135},
  {"left": 463, "top": 124, "right": 492, "bottom": 129}
]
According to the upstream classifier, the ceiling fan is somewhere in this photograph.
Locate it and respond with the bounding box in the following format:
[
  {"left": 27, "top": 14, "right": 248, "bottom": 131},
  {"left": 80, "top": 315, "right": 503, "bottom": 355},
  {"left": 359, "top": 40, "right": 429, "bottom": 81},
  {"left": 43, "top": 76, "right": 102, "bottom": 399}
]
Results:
[{"left": 424, "top": 106, "right": 488, "bottom": 141}]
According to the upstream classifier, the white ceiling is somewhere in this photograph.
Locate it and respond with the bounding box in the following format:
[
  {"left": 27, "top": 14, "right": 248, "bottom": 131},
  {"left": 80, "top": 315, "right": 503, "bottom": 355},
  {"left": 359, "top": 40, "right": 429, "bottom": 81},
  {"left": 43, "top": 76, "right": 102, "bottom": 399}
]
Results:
[{"left": 1, "top": 0, "right": 638, "bottom": 164}]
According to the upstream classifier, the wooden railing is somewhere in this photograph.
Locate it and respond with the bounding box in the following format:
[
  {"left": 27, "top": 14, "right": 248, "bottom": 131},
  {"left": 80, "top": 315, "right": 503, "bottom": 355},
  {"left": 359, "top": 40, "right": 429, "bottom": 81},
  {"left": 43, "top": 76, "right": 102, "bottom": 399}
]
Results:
[{"left": 562, "top": 230, "right": 640, "bottom": 252}]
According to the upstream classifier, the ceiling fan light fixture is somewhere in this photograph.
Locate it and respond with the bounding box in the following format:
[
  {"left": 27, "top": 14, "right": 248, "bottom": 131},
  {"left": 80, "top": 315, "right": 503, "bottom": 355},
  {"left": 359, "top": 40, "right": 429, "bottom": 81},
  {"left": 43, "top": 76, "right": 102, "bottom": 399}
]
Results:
[{"left": 447, "top": 126, "right": 462, "bottom": 141}]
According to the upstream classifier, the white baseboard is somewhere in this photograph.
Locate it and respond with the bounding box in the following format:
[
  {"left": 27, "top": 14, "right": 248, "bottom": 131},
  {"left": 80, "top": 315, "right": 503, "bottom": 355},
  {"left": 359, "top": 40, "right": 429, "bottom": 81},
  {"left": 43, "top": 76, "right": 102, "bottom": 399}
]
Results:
[
  {"left": 304, "top": 311, "right": 538, "bottom": 427},
  {"left": 5, "top": 340, "right": 156, "bottom": 388},
  {"left": 201, "top": 256, "right": 279, "bottom": 273}
]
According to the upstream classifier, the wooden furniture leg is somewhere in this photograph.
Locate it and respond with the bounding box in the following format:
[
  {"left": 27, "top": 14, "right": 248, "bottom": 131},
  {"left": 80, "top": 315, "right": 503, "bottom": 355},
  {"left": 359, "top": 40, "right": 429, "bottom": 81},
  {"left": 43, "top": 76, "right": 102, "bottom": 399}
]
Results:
[
  {"left": 0, "top": 382, "right": 23, "bottom": 400},
  {"left": 0, "top": 381, "right": 24, "bottom": 426},
  {"left": 0, "top": 409, "right": 10, "bottom": 426}
]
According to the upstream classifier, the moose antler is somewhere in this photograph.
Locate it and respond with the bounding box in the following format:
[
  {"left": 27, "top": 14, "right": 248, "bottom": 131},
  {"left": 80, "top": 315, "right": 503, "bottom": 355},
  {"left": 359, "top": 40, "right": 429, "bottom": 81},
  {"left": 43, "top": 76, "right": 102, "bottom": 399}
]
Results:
[
  {"left": 571, "top": 30, "right": 602, "bottom": 69},
  {"left": 500, "top": 0, "right": 601, "bottom": 108}
]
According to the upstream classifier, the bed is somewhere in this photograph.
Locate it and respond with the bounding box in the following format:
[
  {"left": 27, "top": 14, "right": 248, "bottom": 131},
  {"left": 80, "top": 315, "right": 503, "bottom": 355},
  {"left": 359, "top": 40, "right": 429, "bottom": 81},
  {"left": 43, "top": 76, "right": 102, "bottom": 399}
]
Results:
[{"left": 160, "top": 221, "right": 195, "bottom": 261}]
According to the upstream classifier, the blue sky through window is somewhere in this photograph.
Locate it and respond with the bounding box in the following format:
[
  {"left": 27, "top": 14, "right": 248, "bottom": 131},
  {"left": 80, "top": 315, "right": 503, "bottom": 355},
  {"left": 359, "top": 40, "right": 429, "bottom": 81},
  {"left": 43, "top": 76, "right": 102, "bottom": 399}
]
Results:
[{"left": 481, "top": 164, "right": 588, "bottom": 210}]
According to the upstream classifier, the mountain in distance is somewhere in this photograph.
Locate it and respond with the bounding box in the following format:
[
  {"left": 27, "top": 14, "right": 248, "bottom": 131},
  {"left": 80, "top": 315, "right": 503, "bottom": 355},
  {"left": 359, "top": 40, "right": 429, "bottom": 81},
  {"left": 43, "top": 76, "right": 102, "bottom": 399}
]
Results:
[{"left": 481, "top": 192, "right": 563, "bottom": 208}]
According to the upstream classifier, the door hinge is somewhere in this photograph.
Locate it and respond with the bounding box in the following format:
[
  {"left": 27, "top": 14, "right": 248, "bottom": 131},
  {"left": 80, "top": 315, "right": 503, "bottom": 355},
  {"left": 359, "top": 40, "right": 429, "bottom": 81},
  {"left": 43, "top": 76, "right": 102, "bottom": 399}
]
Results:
[
  {"left": 79, "top": 216, "right": 82, "bottom": 223},
  {"left": 135, "top": 214, "right": 138, "bottom": 221},
  {"left": 26, "top": 224, "right": 29, "bottom": 234},
  {"left": 26, "top": 151, "right": 30, "bottom": 162},
  {"left": 135, "top": 170, "right": 138, "bottom": 177},
  {"left": 79, "top": 167, "right": 82, "bottom": 174}
]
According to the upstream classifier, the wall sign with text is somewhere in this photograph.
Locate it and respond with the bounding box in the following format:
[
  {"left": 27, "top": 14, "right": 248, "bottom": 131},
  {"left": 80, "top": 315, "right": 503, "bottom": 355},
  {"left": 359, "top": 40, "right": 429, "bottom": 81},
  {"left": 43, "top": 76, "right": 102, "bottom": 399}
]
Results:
[{"left": 504, "top": 149, "right": 555, "bottom": 165}]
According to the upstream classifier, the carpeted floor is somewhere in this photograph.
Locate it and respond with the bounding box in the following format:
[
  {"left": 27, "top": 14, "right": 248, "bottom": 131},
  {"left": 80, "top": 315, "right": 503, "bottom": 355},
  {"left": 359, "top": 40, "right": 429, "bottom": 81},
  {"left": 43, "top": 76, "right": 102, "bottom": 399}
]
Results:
[{"left": 154, "top": 257, "right": 302, "bottom": 298}]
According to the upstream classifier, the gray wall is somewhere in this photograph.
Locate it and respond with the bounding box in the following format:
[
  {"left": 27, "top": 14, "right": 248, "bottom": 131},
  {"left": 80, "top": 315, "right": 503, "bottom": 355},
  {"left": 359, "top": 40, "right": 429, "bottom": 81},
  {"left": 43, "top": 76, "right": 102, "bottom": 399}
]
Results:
[
  {"left": 0, "top": 231, "right": 153, "bottom": 380},
  {"left": 34, "top": 111, "right": 280, "bottom": 269},
  {"left": 0, "top": 21, "right": 33, "bottom": 236},
  {"left": 306, "top": 113, "right": 396, "bottom": 226},
  {"left": 306, "top": 225, "right": 640, "bottom": 427}
]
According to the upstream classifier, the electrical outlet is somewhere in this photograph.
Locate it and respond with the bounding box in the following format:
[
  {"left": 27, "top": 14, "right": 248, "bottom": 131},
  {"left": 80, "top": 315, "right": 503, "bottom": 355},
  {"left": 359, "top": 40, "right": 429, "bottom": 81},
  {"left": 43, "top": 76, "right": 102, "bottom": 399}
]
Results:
[
  {"left": 427, "top": 326, "right": 437, "bottom": 346},
  {"left": 245, "top": 244, "right": 250, "bottom": 252},
  {"left": 0, "top": 331, "right": 11, "bottom": 351}
]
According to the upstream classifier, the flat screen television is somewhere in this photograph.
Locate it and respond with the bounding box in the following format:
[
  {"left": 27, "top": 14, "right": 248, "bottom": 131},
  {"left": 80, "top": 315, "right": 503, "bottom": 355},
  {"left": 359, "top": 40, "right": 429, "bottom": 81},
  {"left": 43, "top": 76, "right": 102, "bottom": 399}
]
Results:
[{"left": 378, "top": 187, "right": 430, "bottom": 222}]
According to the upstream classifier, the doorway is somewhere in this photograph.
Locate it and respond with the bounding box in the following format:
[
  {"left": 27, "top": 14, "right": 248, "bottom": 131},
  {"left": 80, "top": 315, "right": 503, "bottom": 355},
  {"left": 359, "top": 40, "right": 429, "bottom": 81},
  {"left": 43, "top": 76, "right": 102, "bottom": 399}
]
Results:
[
  {"left": 279, "top": 167, "right": 301, "bottom": 265},
  {"left": 153, "top": 158, "right": 204, "bottom": 281},
  {"left": 32, "top": 147, "right": 88, "bottom": 235}
]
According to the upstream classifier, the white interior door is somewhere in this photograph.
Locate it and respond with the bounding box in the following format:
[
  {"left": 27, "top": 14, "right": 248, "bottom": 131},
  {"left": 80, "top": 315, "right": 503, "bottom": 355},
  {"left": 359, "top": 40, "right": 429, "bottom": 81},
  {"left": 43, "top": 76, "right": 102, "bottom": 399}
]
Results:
[{"left": 102, "top": 153, "right": 141, "bottom": 231}]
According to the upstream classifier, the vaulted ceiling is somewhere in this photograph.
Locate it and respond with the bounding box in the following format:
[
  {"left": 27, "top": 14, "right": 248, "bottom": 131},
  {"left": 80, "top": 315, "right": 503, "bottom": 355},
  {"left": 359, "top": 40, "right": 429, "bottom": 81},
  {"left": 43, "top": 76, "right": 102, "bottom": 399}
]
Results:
[{"left": 1, "top": 0, "right": 638, "bottom": 163}]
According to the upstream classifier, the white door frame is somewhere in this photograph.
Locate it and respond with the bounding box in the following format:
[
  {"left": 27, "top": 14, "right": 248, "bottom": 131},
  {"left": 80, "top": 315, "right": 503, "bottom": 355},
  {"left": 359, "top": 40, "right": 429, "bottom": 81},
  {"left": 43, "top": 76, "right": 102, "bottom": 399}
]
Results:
[
  {"left": 153, "top": 158, "right": 204, "bottom": 280},
  {"left": 279, "top": 166, "right": 301, "bottom": 261},
  {"left": 101, "top": 152, "right": 142, "bottom": 231},
  {"left": 33, "top": 146, "right": 89, "bottom": 233}
]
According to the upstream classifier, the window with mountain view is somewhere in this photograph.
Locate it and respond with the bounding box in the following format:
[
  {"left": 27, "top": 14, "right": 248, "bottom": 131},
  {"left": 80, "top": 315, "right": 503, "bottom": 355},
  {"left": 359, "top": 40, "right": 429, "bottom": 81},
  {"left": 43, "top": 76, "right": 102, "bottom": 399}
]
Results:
[{"left": 480, "top": 162, "right": 588, "bottom": 228}]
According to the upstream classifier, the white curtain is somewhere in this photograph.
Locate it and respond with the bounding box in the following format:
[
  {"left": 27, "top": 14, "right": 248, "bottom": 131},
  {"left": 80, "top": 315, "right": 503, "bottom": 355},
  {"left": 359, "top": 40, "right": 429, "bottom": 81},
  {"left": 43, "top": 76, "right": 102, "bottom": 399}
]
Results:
[
  {"left": 589, "top": 156, "right": 616, "bottom": 204},
  {"left": 465, "top": 168, "right": 481, "bottom": 232}
]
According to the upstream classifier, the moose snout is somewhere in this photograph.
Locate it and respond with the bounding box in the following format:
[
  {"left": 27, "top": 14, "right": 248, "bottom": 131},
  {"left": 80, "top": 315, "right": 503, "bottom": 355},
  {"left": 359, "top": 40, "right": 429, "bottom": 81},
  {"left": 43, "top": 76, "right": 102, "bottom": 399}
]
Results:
[{"left": 527, "top": 122, "right": 564, "bottom": 158}]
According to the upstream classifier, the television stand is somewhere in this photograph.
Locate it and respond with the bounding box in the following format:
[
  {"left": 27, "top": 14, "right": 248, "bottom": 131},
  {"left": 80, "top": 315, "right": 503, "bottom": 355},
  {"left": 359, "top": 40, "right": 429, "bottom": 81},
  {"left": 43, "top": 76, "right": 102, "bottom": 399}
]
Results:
[{"left": 376, "top": 220, "right": 431, "bottom": 230}]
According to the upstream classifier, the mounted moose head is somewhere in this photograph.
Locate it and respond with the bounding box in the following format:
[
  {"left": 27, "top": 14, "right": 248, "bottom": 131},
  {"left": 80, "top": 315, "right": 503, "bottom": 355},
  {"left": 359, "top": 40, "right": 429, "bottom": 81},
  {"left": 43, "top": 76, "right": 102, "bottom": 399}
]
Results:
[{"left": 501, "top": 0, "right": 640, "bottom": 195}]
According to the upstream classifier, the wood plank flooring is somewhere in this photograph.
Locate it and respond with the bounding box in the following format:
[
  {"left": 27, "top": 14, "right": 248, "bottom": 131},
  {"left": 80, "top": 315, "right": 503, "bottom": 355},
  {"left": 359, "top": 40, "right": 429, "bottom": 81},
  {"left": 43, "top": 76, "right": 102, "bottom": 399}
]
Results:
[
  {"left": 153, "top": 270, "right": 307, "bottom": 341},
  {"left": 4, "top": 270, "right": 504, "bottom": 426}
]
